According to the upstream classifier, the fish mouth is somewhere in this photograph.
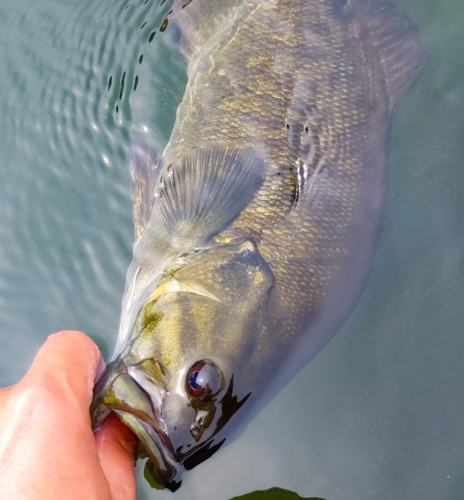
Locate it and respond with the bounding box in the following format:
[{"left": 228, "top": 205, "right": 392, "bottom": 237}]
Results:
[{"left": 91, "top": 362, "right": 183, "bottom": 492}]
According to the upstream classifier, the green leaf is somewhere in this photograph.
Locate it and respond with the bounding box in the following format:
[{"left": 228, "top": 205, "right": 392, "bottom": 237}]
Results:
[{"left": 229, "top": 487, "right": 326, "bottom": 500}]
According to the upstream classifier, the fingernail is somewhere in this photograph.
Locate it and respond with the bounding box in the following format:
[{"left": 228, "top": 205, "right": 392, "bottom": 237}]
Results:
[{"left": 95, "top": 356, "right": 107, "bottom": 384}]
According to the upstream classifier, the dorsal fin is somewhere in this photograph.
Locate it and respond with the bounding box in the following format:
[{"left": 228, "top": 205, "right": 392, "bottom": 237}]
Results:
[
  {"left": 130, "top": 143, "right": 162, "bottom": 239},
  {"left": 345, "top": 0, "right": 427, "bottom": 112},
  {"left": 156, "top": 143, "right": 264, "bottom": 247},
  {"left": 171, "top": 0, "right": 254, "bottom": 62}
]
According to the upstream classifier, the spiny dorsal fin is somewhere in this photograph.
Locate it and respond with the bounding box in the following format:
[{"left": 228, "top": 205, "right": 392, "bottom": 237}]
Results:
[
  {"left": 130, "top": 143, "right": 162, "bottom": 239},
  {"left": 156, "top": 143, "right": 264, "bottom": 247},
  {"left": 345, "top": 0, "right": 427, "bottom": 112},
  {"left": 171, "top": 0, "right": 254, "bottom": 62}
]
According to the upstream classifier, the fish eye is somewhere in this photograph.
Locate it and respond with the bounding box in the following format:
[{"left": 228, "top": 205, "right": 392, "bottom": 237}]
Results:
[{"left": 186, "top": 360, "right": 224, "bottom": 402}]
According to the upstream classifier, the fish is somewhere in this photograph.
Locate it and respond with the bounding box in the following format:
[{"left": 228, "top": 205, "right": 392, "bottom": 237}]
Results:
[{"left": 91, "top": 0, "right": 426, "bottom": 491}]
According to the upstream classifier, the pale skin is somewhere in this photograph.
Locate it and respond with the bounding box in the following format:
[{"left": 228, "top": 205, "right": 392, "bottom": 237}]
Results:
[{"left": 0, "top": 330, "right": 138, "bottom": 500}]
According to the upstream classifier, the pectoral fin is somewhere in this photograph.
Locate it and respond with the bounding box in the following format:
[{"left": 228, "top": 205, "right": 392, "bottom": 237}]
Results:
[
  {"left": 131, "top": 143, "right": 163, "bottom": 239},
  {"left": 157, "top": 143, "right": 264, "bottom": 247}
]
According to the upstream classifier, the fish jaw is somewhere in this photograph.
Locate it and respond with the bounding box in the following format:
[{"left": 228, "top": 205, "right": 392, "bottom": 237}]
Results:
[{"left": 91, "top": 364, "right": 184, "bottom": 491}]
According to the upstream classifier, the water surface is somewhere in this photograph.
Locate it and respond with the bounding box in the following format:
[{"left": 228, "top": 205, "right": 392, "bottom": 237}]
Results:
[{"left": 0, "top": 1, "right": 463, "bottom": 499}]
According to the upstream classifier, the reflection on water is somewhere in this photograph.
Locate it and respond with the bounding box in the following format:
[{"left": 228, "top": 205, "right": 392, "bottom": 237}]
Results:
[{"left": 0, "top": 0, "right": 463, "bottom": 499}]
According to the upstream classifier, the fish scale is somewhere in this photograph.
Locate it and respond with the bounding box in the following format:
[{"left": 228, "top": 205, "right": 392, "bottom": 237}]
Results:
[{"left": 165, "top": 0, "right": 371, "bottom": 351}]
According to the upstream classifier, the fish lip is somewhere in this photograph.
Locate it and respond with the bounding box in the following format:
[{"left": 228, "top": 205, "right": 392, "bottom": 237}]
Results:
[
  {"left": 91, "top": 358, "right": 127, "bottom": 431},
  {"left": 91, "top": 365, "right": 183, "bottom": 490},
  {"left": 113, "top": 408, "right": 182, "bottom": 491}
]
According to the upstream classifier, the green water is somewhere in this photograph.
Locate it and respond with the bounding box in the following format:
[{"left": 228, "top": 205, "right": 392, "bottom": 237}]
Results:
[{"left": 0, "top": 0, "right": 463, "bottom": 499}]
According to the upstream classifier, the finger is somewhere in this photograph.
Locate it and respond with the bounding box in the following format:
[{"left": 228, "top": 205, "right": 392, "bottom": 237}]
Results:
[
  {"left": 95, "top": 412, "right": 138, "bottom": 500},
  {"left": 21, "top": 330, "right": 102, "bottom": 410}
]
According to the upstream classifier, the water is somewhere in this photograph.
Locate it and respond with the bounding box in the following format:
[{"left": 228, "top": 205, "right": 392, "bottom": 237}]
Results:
[{"left": 0, "top": 0, "right": 462, "bottom": 499}]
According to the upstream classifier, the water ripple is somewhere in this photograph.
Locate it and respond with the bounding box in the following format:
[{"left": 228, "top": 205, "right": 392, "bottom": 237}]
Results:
[{"left": 0, "top": 0, "right": 187, "bottom": 384}]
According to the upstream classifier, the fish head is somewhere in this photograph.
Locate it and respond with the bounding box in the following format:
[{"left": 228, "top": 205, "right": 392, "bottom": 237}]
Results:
[{"left": 91, "top": 237, "right": 274, "bottom": 490}]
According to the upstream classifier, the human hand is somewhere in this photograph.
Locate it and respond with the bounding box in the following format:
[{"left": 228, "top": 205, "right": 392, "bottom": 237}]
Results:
[{"left": 0, "top": 330, "right": 138, "bottom": 500}]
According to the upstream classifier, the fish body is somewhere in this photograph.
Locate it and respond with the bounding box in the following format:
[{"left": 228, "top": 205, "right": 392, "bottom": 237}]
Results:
[{"left": 91, "top": 0, "right": 425, "bottom": 490}]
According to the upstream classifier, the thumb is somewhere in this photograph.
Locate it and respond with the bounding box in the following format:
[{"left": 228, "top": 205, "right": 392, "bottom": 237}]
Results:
[
  {"left": 95, "top": 412, "right": 139, "bottom": 500},
  {"left": 22, "top": 330, "right": 102, "bottom": 412}
]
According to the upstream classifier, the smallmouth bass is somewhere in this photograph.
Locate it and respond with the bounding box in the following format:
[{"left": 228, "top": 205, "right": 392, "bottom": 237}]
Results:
[{"left": 91, "top": 0, "right": 426, "bottom": 490}]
